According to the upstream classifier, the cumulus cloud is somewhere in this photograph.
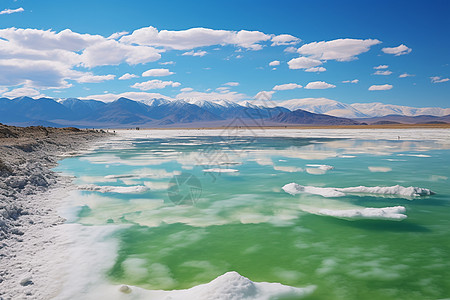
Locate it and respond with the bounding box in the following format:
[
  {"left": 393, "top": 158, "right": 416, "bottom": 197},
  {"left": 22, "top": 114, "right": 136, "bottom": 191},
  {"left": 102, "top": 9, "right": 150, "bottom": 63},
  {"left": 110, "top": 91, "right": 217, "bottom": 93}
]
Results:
[
  {"left": 304, "top": 81, "right": 336, "bottom": 89},
  {"left": 180, "top": 87, "right": 193, "bottom": 92},
  {"left": 271, "top": 34, "right": 300, "bottom": 46},
  {"left": 0, "top": 7, "right": 24, "bottom": 15},
  {"left": 273, "top": 83, "right": 302, "bottom": 90},
  {"left": 107, "top": 31, "right": 129, "bottom": 40},
  {"left": 298, "top": 38, "right": 381, "bottom": 61},
  {"left": 368, "top": 84, "right": 393, "bottom": 91},
  {"left": 2, "top": 87, "right": 44, "bottom": 98},
  {"left": 75, "top": 73, "right": 115, "bottom": 83},
  {"left": 182, "top": 50, "right": 207, "bottom": 57},
  {"left": 430, "top": 76, "right": 449, "bottom": 83},
  {"left": 223, "top": 82, "right": 239, "bottom": 86},
  {"left": 269, "top": 60, "right": 280, "bottom": 66},
  {"left": 305, "top": 66, "right": 326, "bottom": 72},
  {"left": 159, "top": 61, "right": 175, "bottom": 65},
  {"left": 119, "top": 73, "right": 138, "bottom": 80},
  {"left": 288, "top": 57, "right": 322, "bottom": 69},
  {"left": 254, "top": 90, "right": 275, "bottom": 100},
  {"left": 374, "top": 65, "right": 389, "bottom": 69},
  {"left": 0, "top": 27, "right": 162, "bottom": 88},
  {"left": 382, "top": 44, "right": 412, "bottom": 56},
  {"left": 131, "top": 79, "right": 181, "bottom": 90},
  {"left": 142, "top": 68, "right": 174, "bottom": 77},
  {"left": 399, "top": 73, "right": 414, "bottom": 78},
  {"left": 342, "top": 79, "right": 359, "bottom": 83},
  {"left": 373, "top": 70, "right": 392, "bottom": 75},
  {"left": 120, "top": 26, "right": 271, "bottom": 50},
  {"left": 81, "top": 92, "right": 173, "bottom": 102}
]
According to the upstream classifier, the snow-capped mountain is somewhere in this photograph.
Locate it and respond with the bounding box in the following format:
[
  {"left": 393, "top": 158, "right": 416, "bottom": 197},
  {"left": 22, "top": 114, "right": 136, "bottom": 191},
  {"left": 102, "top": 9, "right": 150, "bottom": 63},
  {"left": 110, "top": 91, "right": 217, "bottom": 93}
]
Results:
[{"left": 277, "top": 98, "right": 450, "bottom": 118}]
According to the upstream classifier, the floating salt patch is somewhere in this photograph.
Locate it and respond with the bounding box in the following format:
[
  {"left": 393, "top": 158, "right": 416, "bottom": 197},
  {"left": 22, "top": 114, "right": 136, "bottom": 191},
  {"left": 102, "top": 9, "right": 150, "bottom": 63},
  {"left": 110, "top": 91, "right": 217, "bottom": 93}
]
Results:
[
  {"left": 317, "top": 206, "right": 407, "bottom": 220},
  {"left": 282, "top": 183, "right": 434, "bottom": 198},
  {"left": 78, "top": 184, "right": 149, "bottom": 194},
  {"left": 202, "top": 168, "right": 239, "bottom": 173},
  {"left": 368, "top": 166, "right": 392, "bottom": 172},
  {"left": 306, "top": 164, "right": 334, "bottom": 171}
]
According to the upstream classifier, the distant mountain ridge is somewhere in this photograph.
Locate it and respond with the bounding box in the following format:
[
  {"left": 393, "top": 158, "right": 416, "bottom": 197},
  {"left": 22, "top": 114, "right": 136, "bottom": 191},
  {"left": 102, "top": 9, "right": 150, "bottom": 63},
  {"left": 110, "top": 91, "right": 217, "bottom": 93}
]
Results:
[
  {"left": 0, "top": 96, "right": 448, "bottom": 128},
  {"left": 278, "top": 98, "right": 450, "bottom": 118},
  {"left": 0, "top": 96, "right": 361, "bottom": 127}
]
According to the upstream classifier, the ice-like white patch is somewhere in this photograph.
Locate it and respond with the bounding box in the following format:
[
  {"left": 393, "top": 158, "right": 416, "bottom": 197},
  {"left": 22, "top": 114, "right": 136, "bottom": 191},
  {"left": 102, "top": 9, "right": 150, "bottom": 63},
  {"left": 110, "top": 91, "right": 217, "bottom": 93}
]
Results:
[
  {"left": 273, "top": 165, "right": 303, "bottom": 173},
  {"left": 283, "top": 183, "right": 345, "bottom": 197},
  {"left": 78, "top": 184, "right": 149, "bottom": 194},
  {"left": 306, "top": 164, "right": 334, "bottom": 171},
  {"left": 282, "top": 183, "right": 434, "bottom": 198},
  {"left": 398, "top": 154, "right": 431, "bottom": 158},
  {"left": 317, "top": 206, "right": 407, "bottom": 220},
  {"left": 368, "top": 166, "right": 392, "bottom": 172},
  {"left": 430, "top": 175, "right": 448, "bottom": 181},
  {"left": 203, "top": 168, "right": 239, "bottom": 173}
]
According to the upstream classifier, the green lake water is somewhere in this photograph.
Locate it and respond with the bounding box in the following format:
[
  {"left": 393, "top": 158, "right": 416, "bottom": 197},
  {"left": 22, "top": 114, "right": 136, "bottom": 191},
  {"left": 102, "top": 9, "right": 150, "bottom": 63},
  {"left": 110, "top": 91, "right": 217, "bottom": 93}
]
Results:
[{"left": 54, "top": 133, "right": 450, "bottom": 299}]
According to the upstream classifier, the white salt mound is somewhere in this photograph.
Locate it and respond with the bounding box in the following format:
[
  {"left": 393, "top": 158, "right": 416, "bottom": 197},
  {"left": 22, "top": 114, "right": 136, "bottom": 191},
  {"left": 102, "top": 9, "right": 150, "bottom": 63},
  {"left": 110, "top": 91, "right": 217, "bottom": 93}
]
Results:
[
  {"left": 78, "top": 184, "right": 149, "bottom": 194},
  {"left": 318, "top": 206, "right": 407, "bottom": 220},
  {"left": 282, "top": 183, "right": 434, "bottom": 198},
  {"left": 306, "top": 164, "right": 334, "bottom": 171}
]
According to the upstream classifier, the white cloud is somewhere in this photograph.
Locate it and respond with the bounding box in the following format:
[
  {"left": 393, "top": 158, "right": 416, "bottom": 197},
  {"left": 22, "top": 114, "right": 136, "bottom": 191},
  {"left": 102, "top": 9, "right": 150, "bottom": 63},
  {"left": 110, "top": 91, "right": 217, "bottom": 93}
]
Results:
[
  {"left": 382, "top": 44, "right": 412, "bottom": 56},
  {"left": 0, "top": 7, "right": 24, "bottom": 15},
  {"left": 180, "top": 87, "right": 193, "bottom": 92},
  {"left": 430, "top": 76, "right": 449, "bottom": 83},
  {"left": 399, "top": 73, "right": 414, "bottom": 78},
  {"left": 223, "top": 82, "right": 239, "bottom": 86},
  {"left": 269, "top": 60, "right": 280, "bottom": 66},
  {"left": 304, "top": 81, "right": 336, "bottom": 89},
  {"left": 119, "top": 73, "right": 138, "bottom": 80},
  {"left": 287, "top": 57, "right": 322, "bottom": 69},
  {"left": 373, "top": 70, "right": 392, "bottom": 75},
  {"left": 2, "top": 87, "right": 45, "bottom": 98},
  {"left": 254, "top": 91, "right": 275, "bottom": 100},
  {"left": 298, "top": 38, "right": 381, "bottom": 61},
  {"left": 132, "top": 79, "right": 181, "bottom": 90},
  {"left": 284, "top": 46, "right": 297, "bottom": 53},
  {"left": 273, "top": 83, "right": 302, "bottom": 91},
  {"left": 304, "top": 66, "right": 326, "bottom": 72},
  {"left": 342, "top": 79, "right": 359, "bottom": 83},
  {"left": 176, "top": 90, "right": 246, "bottom": 102},
  {"left": 81, "top": 40, "right": 161, "bottom": 67},
  {"left": 81, "top": 92, "right": 173, "bottom": 102},
  {"left": 142, "top": 68, "right": 174, "bottom": 77},
  {"left": 159, "top": 61, "right": 175, "bottom": 65},
  {"left": 271, "top": 34, "right": 300, "bottom": 46},
  {"left": 107, "top": 31, "right": 129, "bottom": 40},
  {"left": 182, "top": 50, "right": 207, "bottom": 57},
  {"left": 368, "top": 84, "right": 393, "bottom": 91},
  {"left": 374, "top": 65, "right": 389, "bottom": 69},
  {"left": 120, "top": 26, "right": 271, "bottom": 50},
  {"left": 75, "top": 73, "right": 115, "bottom": 83}
]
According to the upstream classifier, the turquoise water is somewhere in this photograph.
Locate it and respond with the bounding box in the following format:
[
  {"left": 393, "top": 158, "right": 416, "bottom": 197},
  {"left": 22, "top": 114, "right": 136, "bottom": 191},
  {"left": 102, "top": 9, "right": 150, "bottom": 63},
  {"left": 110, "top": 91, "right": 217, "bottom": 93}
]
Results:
[{"left": 55, "top": 134, "right": 450, "bottom": 299}]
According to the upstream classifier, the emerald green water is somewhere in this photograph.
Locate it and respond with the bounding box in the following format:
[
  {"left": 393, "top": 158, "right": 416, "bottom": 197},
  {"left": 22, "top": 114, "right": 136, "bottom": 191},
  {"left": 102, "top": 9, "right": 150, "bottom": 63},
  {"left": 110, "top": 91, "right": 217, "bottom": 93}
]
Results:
[{"left": 55, "top": 134, "right": 450, "bottom": 299}]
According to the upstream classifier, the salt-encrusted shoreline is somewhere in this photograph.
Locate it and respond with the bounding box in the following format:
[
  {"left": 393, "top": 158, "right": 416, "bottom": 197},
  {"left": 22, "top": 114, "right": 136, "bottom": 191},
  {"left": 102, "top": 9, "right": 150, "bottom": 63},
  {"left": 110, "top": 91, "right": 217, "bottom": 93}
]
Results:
[{"left": 0, "top": 124, "right": 111, "bottom": 299}]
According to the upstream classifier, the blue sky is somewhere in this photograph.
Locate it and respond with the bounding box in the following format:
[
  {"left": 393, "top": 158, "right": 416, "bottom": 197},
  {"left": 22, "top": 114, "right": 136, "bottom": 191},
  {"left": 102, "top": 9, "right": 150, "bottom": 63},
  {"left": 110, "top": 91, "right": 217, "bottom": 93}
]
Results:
[{"left": 0, "top": 0, "right": 449, "bottom": 107}]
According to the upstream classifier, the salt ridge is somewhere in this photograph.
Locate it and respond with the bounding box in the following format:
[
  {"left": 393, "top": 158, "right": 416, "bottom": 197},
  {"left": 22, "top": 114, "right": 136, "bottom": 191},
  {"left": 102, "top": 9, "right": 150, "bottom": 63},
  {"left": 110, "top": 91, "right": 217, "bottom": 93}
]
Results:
[
  {"left": 78, "top": 184, "right": 149, "bottom": 194},
  {"left": 282, "top": 183, "right": 434, "bottom": 198}
]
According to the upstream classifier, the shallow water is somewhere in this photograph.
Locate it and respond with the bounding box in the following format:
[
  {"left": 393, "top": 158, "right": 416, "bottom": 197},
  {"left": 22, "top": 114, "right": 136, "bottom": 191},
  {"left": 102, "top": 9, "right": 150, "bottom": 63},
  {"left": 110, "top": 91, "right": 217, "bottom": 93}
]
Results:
[{"left": 54, "top": 130, "right": 450, "bottom": 299}]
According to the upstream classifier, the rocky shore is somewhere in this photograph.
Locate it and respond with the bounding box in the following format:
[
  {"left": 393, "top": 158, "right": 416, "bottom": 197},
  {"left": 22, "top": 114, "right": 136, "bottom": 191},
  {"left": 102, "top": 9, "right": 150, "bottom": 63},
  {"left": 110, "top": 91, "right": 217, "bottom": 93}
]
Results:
[{"left": 0, "top": 124, "right": 110, "bottom": 299}]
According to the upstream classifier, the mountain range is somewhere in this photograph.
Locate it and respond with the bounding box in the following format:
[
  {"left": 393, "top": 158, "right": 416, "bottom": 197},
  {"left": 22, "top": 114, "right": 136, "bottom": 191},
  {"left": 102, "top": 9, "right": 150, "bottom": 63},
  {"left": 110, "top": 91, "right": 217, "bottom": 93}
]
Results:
[{"left": 0, "top": 96, "right": 448, "bottom": 128}]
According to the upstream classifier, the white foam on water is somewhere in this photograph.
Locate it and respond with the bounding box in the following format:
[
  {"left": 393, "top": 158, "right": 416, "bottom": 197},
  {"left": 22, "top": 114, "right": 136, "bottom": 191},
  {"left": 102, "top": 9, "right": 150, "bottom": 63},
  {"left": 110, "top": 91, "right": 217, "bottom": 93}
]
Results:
[
  {"left": 202, "top": 168, "right": 239, "bottom": 173},
  {"left": 368, "top": 166, "right": 392, "bottom": 172},
  {"left": 282, "top": 183, "right": 434, "bottom": 198},
  {"left": 78, "top": 184, "right": 149, "bottom": 194}
]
